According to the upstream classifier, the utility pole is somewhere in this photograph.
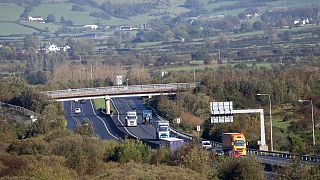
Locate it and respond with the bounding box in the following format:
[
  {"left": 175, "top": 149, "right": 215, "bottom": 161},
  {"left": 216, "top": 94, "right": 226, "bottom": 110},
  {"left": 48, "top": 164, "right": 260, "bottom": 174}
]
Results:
[
  {"left": 90, "top": 64, "right": 93, "bottom": 80},
  {"left": 193, "top": 69, "right": 195, "bottom": 82}
]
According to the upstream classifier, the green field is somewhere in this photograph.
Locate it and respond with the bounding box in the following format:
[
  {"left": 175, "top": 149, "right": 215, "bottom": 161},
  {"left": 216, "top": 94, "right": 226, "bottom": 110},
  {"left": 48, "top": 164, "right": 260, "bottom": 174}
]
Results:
[
  {"left": 0, "top": 0, "right": 319, "bottom": 36},
  {"left": 0, "top": 3, "right": 23, "bottom": 21},
  {"left": 30, "top": 3, "right": 100, "bottom": 25},
  {"left": 266, "top": 0, "right": 320, "bottom": 8},
  {"left": 0, "top": 22, "right": 35, "bottom": 35},
  {"left": 93, "top": 98, "right": 105, "bottom": 110}
]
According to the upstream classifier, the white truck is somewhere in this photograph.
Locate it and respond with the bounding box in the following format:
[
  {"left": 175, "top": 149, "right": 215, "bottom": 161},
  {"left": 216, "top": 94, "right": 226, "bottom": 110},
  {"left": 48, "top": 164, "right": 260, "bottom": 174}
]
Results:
[
  {"left": 156, "top": 120, "right": 170, "bottom": 139},
  {"left": 126, "top": 111, "right": 137, "bottom": 126}
]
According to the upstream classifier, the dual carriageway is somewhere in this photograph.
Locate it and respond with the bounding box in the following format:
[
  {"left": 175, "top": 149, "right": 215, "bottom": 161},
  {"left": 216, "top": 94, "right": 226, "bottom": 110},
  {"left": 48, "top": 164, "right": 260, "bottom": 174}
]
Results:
[{"left": 45, "top": 83, "right": 320, "bottom": 167}]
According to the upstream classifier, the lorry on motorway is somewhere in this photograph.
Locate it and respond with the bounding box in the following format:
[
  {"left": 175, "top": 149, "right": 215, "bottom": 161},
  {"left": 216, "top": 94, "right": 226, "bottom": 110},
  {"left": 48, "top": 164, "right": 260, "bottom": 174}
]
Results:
[
  {"left": 126, "top": 111, "right": 137, "bottom": 126},
  {"left": 159, "top": 137, "right": 186, "bottom": 152},
  {"left": 142, "top": 110, "right": 152, "bottom": 124},
  {"left": 156, "top": 120, "right": 170, "bottom": 139},
  {"left": 222, "top": 133, "right": 247, "bottom": 156}
]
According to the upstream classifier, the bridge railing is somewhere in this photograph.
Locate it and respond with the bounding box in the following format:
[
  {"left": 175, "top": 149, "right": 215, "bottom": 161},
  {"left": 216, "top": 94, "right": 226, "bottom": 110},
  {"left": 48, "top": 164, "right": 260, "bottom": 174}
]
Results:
[
  {"left": 0, "top": 102, "right": 39, "bottom": 120},
  {"left": 44, "top": 82, "right": 200, "bottom": 99}
]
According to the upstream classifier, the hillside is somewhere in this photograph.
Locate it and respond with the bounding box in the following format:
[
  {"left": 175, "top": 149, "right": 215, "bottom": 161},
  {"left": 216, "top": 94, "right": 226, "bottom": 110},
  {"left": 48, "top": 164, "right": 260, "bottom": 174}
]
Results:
[{"left": 0, "top": 0, "right": 319, "bottom": 35}]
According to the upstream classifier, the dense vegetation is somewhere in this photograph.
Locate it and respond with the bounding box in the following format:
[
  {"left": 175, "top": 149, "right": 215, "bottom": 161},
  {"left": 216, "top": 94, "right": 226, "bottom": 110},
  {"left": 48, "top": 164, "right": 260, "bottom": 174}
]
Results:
[
  {"left": 0, "top": 78, "right": 269, "bottom": 178},
  {"left": 1, "top": 0, "right": 320, "bottom": 178}
]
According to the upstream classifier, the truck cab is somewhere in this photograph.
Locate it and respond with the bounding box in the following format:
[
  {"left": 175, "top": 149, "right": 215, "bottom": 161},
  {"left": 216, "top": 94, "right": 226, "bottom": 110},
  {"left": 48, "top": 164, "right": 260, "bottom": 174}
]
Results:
[
  {"left": 156, "top": 120, "right": 170, "bottom": 139},
  {"left": 126, "top": 111, "right": 137, "bottom": 126},
  {"left": 222, "top": 133, "right": 247, "bottom": 156},
  {"left": 142, "top": 110, "right": 152, "bottom": 124}
]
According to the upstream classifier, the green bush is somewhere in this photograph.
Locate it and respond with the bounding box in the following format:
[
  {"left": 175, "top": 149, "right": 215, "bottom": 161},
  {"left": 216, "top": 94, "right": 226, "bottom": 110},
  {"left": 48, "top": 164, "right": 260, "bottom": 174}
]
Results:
[
  {"left": 218, "top": 156, "right": 264, "bottom": 180},
  {"left": 171, "top": 142, "right": 210, "bottom": 174},
  {"left": 109, "top": 139, "right": 152, "bottom": 164},
  {"left": 7, "top": 139, "right": 49, "bottom": 156},
  {"left": 150, "top": 147, "right": 170, "bottom": 165},
  {"left": 0, "top": 153, "right": 29, "bottom": 177}
]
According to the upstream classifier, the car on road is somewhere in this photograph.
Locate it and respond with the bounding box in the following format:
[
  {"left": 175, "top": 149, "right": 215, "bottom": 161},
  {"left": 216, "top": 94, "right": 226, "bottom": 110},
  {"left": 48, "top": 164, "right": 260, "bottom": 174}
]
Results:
[
  {"left": 214, "top": 148, "right": 224, "bottom": 156},
  {"left": 75, "top": 107, "right": 81, "bottom": 114},
  {"left": 201, "top": 140, "right": 213, "bottom": 150}
]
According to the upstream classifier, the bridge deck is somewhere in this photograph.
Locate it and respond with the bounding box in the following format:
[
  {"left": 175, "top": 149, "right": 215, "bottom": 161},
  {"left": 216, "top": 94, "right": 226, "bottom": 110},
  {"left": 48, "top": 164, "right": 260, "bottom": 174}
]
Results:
[{"left": 44, "top": 83, "right": 199, "bottom": 100}]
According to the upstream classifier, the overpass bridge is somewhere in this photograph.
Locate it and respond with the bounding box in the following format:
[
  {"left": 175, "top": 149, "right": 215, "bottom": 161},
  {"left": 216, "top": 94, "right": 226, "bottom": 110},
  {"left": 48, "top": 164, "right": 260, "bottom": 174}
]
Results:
[{"left": 44, "top": 82, "right": 199, "bottom": 114}]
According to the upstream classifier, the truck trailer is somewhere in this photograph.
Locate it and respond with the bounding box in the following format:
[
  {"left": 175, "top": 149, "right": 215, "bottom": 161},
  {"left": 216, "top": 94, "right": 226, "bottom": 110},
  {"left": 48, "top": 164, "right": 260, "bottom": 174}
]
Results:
[
  {"left": 222, "top": 133, "right": 247, "bottom": 156},
  {"left": 160, "top": 137, "right": 186, "bottom": 152}
]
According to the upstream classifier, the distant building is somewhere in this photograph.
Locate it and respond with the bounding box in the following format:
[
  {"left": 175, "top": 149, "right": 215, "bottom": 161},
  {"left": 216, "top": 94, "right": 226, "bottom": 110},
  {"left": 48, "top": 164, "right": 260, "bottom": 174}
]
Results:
[
  {"left": 294, "top": 18, "right": 311, "bottom": 26},
  {"left": 28, "top": 16, "right": 44, "bottom": 22},
  {"left": 294, "top": 19, "right": 300, "bottom": 25},
  {"left": 82, "top": 25, "right": 99, "bottom": 30},
  {"left": 120, "top": 26, "right": 138, "bottom": 31},
  {"left": 40, "top": 43, "right": 70, "bottom": 53},
  {"left": 245, "top": 13, "right": 258, "bottom": 19}
]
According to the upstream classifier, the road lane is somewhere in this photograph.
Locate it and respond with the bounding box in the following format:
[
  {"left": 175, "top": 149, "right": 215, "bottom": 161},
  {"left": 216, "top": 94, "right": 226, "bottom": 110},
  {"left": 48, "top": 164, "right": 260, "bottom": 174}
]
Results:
[
  {"left": 111, "top": 97, "right": 157, "bottom": 140},
  {"left": 64, "top": 100, "right": 120, "bottom": 140},
  {"left": 64, "top": 101, "right": 79, "bottom": 129}
]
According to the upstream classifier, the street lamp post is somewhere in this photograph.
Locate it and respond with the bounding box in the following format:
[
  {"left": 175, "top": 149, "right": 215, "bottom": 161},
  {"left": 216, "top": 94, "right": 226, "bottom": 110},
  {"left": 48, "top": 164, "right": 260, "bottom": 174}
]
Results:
[
  {"left": 298, "top": 99, "right": 316, "bottom": 153},
  {"left": 257, "top": 93, "right": 273, "bottom": 151}
]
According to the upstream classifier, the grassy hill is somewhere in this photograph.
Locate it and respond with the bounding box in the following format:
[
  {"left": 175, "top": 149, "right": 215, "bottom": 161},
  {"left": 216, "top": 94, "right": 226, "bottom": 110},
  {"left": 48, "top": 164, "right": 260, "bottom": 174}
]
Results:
[{"left": 0, "top": 0, "right": 319, "bottom": 36}]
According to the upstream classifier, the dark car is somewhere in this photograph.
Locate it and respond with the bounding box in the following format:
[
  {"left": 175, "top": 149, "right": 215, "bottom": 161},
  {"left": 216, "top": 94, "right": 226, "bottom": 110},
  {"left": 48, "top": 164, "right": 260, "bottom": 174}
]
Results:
[{"left": 214, "top": 148, "right": 224, "bottom": 156}]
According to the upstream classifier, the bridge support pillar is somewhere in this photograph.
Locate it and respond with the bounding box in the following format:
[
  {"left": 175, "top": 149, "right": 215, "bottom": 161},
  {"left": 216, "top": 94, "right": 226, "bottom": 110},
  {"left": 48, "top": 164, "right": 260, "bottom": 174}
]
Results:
[{"left": 105, "top": 96, "right": 111, "bottom": 115}]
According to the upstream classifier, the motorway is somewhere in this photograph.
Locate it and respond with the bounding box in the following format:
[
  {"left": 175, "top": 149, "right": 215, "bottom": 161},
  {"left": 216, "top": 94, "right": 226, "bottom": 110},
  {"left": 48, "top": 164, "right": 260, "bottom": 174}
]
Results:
[
  {"left": 111, "top": 97, "right": 157, "bottom": 140},
  {"left": 64, "top": 100, "right": 123, "bottom": 140},
  {"left": 64, "top": 96, "right": 185, "bottom": 148},
  {"left": 63, "top": 97, "right": 319, "bottom": 167}
]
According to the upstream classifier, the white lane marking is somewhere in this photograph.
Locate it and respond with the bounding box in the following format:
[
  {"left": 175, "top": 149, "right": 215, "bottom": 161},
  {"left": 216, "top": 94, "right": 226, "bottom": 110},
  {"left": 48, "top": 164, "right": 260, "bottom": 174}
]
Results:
[
  {"left": 111, "top": 98, "right": 138, "bottom": 139},
  {"left": 88, "top": 100, "right": 119, "bottom": 140},
  {"left": 70, "top": 101, "right": 80, "bottom": 124},
  {"left": 130, "top": 98, "right": 157, "bottom": 133}
]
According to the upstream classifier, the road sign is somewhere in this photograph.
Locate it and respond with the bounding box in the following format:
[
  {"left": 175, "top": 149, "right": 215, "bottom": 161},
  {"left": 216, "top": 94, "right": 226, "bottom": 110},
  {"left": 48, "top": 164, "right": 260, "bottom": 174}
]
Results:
[
  {"left": 210, "top": 101, "right": 233, "bottom": 123},
  {"left": 196, "top": 125, "right": 200, "bottom": 132},
  {"left": 116, "top": 75, "right": 123, "bottom": 86},
  {"left": 211, "top": 116, "right": 233, "bottom": 123},
  {"left": 176, "top": 118, "right": 181, "bottom": 124}
]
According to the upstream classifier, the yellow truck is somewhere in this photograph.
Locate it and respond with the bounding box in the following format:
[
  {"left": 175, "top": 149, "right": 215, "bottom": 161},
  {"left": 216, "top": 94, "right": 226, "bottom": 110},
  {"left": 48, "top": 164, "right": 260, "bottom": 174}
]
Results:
[{"left": 222, "top": 133, "right": 247, "bottom": 156}]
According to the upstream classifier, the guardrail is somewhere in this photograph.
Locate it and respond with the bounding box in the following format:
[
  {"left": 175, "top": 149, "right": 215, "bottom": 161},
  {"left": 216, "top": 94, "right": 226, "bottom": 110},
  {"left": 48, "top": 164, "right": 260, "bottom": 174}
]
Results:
[
  {"left": 0, "top": 102, "right": 39, "bottom": 121},
  {"left": 169, "top": 126, "right": 194, "bottom": 141},
  {"left": 211, "top": 140, "right": 320, "bottom": 163},
  {"left": 44, "top": 82, "right": 200, "bottom": 99},
  {"left": 248, "top": 149, "right": 320, "bottom": 163},
  {"left": 148, "top": 105, "right": 194, "bottom": 141}
]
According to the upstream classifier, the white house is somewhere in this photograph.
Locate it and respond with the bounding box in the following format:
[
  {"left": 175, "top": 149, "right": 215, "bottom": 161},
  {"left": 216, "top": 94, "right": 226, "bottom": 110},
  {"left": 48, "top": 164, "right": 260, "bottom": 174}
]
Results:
[
  {"left": 294, "top": 19, "right": 300, "bottom": 25},
  {"left": 302, "top": 18, "right": 310, "bottom": 25},
  {"left": 44, "top": 44, "right": 70, "bottom": 53},
  {"left": 82, "top": 25, "right": 99, "bottom": 30},
  {"left": 120, "top": 26, "right": 138, "bottom": 31},
  {"left": 47, "top": 44, "right": 60, "bottom": 52},
  {"left": 28, "top": 16, "right": 44, "bottom": 22},
  {"left": 294, "top": 18, "right": 310, "bottom": 25},
  {"left": 62, "top": 45, "right": 70, "bottom": 52}
]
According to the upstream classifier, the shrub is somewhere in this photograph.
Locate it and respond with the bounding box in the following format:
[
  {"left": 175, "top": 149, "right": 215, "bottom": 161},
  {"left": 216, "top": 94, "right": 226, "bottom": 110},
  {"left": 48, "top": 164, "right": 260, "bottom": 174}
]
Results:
[
  {"left": 109, "top": 139, "right": 152, "bottom": 164},
  {"left": 7, "top": 139, "right": 49, "bottom": 156},
  {"left": 150, "top": 147, "right": 170, "bottom": 165},
  {"left": 218, "top": 156, "right": 264, "bottom": 180},
  {"left": 171, "top": 142, "right": 210, "bottom": 174},
  {"left": 51, "top": 136, "right": 105, "bottom": 175},
  {"left": 0, "top": 153, "right": 29, "bottom": 177}
]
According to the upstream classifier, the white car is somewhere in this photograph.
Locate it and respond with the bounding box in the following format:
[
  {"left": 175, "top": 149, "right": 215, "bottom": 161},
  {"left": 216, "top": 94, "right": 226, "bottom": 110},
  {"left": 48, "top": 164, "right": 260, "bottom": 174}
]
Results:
[
  {"left": 201, "top": 140, "right": 212, "bottom": 150},
  {"left": 75, "top": 107, "right": 81, "bottom": 114}
]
